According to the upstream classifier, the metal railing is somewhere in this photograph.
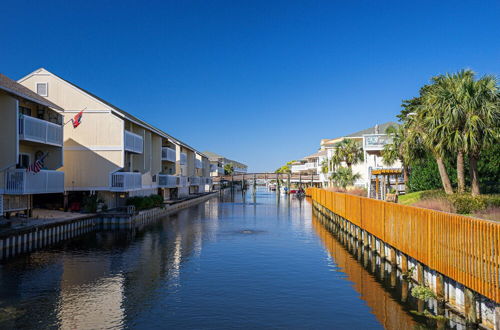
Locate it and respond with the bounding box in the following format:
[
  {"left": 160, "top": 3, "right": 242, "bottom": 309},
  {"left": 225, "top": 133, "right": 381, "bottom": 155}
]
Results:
[
  {"left": 189, "top": 176, "right": 200, "bottom": 186},
  {"left": 5, "top": 169, "right": 64, "bottom": 194},
  {"left": 307, "top": 187, "right": 500, "bottom": 302},
  {"left": 161, "top": 147, "right": 176, "bottom": 162},
  {"left": 364, "top": 134, "right": 392, "bottom": 149},
  {"left": 158, "top": 174, "right": 177, "bottom": 188},
  {"left": 110, "top": 172, "right": 142, "bottom": 191},
  {"left": 180, "top": 152, "right": 187, "bottom": 165},
  {"left": 19, "top": 116, "right": 63, "bottom": 146},
  {"left": 177, "top": 176, "right": 188, "bottom": 187},
  {"left": 124, "top": 130, "right": 144, "bottom": 154}
]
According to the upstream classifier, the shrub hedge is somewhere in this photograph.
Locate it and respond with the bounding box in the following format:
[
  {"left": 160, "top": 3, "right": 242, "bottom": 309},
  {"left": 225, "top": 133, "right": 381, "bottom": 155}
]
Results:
[{"left": 126, "top": 194, "right": 164, "bottom": 211}]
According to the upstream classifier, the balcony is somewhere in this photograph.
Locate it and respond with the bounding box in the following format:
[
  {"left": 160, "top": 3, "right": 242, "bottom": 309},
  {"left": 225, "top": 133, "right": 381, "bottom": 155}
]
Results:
[
  {"left": 178, "top": 176, "right": 188, "bottom": 187},
  {"left": 364, "top": 134, "right": 392, "bottom": 151},
  {"left": 19, "top": 116, "right": 63, "bottom": 147},
  {"left": 124, "top": 130, "right": 143, "bottom": 154},
  {"left": 180, "top": 152, "right": 187, "bottom": 165},
  {"left": 110, "top": 172, "right": 142, "bottom": 191},
  {"left": 161, "top": 147, "right": 176, "bottom": 162},
  {"left": 195, "top": 159, "right": 203, "bottom": 169},
  {"left": 202, "top": 177, "right": 212, "bottom": 185},
  {"left": 189, "top": 176, "right": 200, "bottom": 186},
  {"left": 4, "top": 169, "right": 64, "bottom": 194},
  {"left": 158, "top": 174, "right": 177, "bottom": 188}
]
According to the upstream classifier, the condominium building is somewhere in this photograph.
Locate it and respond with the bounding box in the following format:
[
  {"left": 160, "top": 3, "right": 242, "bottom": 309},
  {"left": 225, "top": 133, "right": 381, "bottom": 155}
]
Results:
[
  {"left": 203, "top": 151, "right": 247, "bottom": 176},
  {"left": 0, "top": 74, "right": 64, "bottom": 217},
  {"left": 296, "top": 122, "right": 403, "bottom": 194},
  {"left": 18, "top": 68, "right": 211, "bottom": 209}
]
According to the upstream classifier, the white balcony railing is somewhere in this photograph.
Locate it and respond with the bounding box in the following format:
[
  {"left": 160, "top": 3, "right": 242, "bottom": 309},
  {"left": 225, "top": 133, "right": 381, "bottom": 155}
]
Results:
[
  {"left": 19, "top": 116, "right": 63, "bottom": 146},
  {"left": 178, "top": 176, "right": 188, "bottom": 187},
  {"left": 189, "top": 176, "right": 200, "bottom": 186},
  {"left": 110, "top": 172, "right": 142, "bottom": 191},
  {"left": 161, "top": 147, "right": 176, "bottom": 162},
  {"left": 364, "top": 134, "right": 392, "bottom": 150},
  {"left": 124, "top": 130, "right": 144, "bottom": 154},
  {"left": 5, "top": 169, "right": 64, "bottom": 194},
  {"left": 180, "top": 152, "right": 187, "bottom": 165},
  {"left": 195, "top": 159, "right": 203, "bottom": 169},
  {"left": 158, "top": 174, "right": 177, "bottom": 188}
]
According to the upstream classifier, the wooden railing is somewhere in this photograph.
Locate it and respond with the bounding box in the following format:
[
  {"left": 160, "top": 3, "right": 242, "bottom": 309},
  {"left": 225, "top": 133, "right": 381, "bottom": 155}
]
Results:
[{"left": 306, "top": 187, "right": 500, "bottom": 302}]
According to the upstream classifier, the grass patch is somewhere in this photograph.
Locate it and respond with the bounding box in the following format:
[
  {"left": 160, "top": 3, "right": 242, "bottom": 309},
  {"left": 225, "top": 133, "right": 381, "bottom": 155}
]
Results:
[{"left": 399, "top": 190, "right": 444, "bottom": 206}]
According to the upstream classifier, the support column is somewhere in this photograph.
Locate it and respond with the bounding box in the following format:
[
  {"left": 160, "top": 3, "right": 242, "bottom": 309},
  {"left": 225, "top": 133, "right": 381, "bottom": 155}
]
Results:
[{"left": 464, "top": 288, "right": 478, "bottom": 326}]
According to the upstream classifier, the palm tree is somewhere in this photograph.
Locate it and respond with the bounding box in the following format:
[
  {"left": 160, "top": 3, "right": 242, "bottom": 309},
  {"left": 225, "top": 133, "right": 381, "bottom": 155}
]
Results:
[
  {"left": 224, "top": 163, "right": 234, "bottom": 175},
  {"left": 329, "top": 167, "right": 361, "bottom": 189},
  {"left": 335, "top": 139, "right": 364, "bottom": 168},
  {"left": 461, "top": 74, "right": 499, "bottom": 195},
  {"left": 423, "top": 70, "right": 473, "bottom": 193},
  {"left": 320, "top": 158, "right": 329, "bottom": 174},
  {"left": 423, "top": 70, "right": 499, "bottom": 195},
  {"left": 382, "top": 125, "right": 409, "bottom": 184}
]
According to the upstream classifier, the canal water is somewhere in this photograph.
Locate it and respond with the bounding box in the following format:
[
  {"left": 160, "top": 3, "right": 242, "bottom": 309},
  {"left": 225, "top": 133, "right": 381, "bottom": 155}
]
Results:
[{"left": 0, "top": 189, "right": 433, "bottom": 329}]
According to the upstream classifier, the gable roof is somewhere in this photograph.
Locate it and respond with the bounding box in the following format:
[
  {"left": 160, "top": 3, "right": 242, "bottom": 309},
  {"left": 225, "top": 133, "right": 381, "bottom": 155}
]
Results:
[
  {"left": 345, "top": 121, "right": 399, "bottom": 137},
  {"left": 0, "top": 73, "right": 63, "bottom": 111},
  {"left": 18, "top": 68, "right": 206, "bottom": 156},
  {"left": 203, "top": 151, "right": 247, "bottom": 168}
]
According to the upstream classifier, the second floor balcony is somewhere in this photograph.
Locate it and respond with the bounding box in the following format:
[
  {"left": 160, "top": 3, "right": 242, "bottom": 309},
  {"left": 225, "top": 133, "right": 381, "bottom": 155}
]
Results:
[
  {"left": 4, "top": 169, "right": 64, "bottom": 194},
  {"left": 180, "top": 152, "right": 187, "bottom": 165},
  {"left": 161, "top": 147, "right": 176, "bottom": 162},
  {"left": 364, "top": 134, "right": 392, "bottom": 150},
  {"left": 158, "top": 174, "right": 177, "bottom": 188},
  {"left": 19, "top": 115, "right": 63, "bottom": 147},
  {"left": 124, "top": 130, "right": 144, "bottom": 154},
  {"left": 189, "top": 176, "right": 200, "bottom": 186},
  {"left": 110, "top": 172, "right": 142, "bottom": 191}
]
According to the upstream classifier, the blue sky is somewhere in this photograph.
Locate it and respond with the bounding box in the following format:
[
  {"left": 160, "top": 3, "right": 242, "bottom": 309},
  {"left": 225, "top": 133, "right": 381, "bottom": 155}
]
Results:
[{"left": 1, "top": 1, "right": 499, "bottom": 172}]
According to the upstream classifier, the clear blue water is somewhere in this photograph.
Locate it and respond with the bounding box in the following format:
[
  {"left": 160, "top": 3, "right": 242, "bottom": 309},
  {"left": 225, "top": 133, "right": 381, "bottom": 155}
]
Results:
[{"left": 0, "top": 189, "right": 424, "bottom": 329}]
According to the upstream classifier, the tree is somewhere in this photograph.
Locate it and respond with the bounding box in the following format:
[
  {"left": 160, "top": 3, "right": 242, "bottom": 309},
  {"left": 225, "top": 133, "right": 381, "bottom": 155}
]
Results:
[
  {"left": 275, "top": 161, "right": 294, "bottom": 174},
  {"left": 334, "top": 139, "right": 364, "bottom": 168},
  {"left": 460, "top": 74, "right": 499, "bottom": 195},
  {"left": 381, "top": 124, "right": 413, "bottom": 184},
  {"left": 329, "top": 167, "right": 361, "bottom": 189},
  {"left": 224, "top": 163, "right": 234, "bottom": 175},
  {"left": 423, "top": 70, "right": 499, "bottom": 195}
]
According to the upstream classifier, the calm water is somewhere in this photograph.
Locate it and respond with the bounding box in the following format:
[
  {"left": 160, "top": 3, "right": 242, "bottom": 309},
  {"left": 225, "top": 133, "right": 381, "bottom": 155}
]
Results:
[{"left": 0, "top": 189, "right": 427, "bottom": 329}]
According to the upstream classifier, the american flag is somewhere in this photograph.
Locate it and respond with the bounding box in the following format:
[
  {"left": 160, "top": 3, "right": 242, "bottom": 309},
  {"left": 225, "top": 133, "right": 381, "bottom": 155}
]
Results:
[{"left": 27, "top": 154, "right": 46, "bottom": 173}]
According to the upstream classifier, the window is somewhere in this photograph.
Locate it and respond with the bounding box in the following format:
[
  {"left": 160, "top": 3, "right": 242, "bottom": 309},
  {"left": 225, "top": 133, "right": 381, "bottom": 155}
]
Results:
[
  {"left": 18, "top": 153, "right": 30, "bottom": 169},
  {"left": 36, "top": 83, "right": 48, "bottom": 96},
  {"left": 19, "top": 106, "right": 31, "bottom": 116}
]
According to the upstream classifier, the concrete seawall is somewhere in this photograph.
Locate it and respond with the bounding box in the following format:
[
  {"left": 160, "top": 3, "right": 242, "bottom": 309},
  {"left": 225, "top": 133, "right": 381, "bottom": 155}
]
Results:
[
  {"left": 0, "top": 192, "right": 218, "bottom": 261},
  {"left": 312, "top": 200, "right": 500, "bottom": 330}
]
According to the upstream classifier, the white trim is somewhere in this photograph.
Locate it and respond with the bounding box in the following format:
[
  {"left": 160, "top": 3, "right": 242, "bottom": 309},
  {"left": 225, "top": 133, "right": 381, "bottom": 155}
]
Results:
[
  {"left": 64, "top": 146, "right": 123, "bottom": 151},
  {"left": 63, "top": 110, "right": 111, "bottom": 113}
]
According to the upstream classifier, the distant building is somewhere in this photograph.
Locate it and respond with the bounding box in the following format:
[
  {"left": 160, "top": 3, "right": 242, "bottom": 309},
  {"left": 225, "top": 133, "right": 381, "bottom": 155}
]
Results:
[
  {"left": 203, "top": 151, "right": 247, "bottom": 176},
  {"left": 295, "top": 122, "right": 403, "bottom": 196}
]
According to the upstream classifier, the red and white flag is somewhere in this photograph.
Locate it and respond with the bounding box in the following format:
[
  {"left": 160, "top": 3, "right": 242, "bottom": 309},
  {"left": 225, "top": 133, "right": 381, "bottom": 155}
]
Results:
[{"left": 72, "top": 110, "right": 83, "bottom": 128}]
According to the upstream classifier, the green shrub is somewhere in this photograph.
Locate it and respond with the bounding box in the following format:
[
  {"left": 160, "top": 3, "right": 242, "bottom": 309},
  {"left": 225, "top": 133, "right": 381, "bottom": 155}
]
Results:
[
  {"left": 411, "top": 285, "right": 436, "bottom": 301},
  {"left": 82, "top": 194, "right": 98, "bottom": 213},
  {"left": 448, "top": 194, "right": 486, "bottom": 214},
  {"left": 126, "top": 194, "right": 164, "bottom": 211}
]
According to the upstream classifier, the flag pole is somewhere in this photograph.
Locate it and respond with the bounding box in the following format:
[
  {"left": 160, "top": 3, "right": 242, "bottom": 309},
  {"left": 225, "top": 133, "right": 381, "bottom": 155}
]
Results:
[{"left": 63, "top": 107, "right": 86, "bottom": 127}]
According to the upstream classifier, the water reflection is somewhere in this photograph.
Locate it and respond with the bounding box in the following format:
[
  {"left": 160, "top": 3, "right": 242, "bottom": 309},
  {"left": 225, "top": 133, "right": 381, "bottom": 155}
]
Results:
[{"left": 0, "top": 189, "right": 437, "bottom": 329}]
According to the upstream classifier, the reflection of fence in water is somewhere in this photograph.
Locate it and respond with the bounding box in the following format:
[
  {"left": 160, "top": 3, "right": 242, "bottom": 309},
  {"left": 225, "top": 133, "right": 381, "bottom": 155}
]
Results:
[{"left": 312, "top": 217, "right": 417, "bottom": 330}]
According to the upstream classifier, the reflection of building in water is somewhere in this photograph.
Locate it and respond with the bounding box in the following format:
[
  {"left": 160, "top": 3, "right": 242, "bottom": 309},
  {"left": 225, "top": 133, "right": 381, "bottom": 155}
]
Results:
[
  {"left": 58, "top": 256, "right": 125, "bottom": 329},
  {"left": 312, "top": 217, "right": 416, "bottom": 330}
]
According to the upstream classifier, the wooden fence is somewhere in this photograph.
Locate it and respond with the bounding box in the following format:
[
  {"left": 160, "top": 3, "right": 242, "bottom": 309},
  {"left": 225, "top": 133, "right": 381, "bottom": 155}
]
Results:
[{"left": 306, "top": 187, "right": 500, "bottom": 302}]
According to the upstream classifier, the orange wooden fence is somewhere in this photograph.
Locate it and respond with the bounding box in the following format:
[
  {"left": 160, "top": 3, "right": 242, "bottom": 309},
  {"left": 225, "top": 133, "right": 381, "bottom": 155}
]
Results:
[{"left": 306, "top": 187, "right": 500, "bottom": 302}]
